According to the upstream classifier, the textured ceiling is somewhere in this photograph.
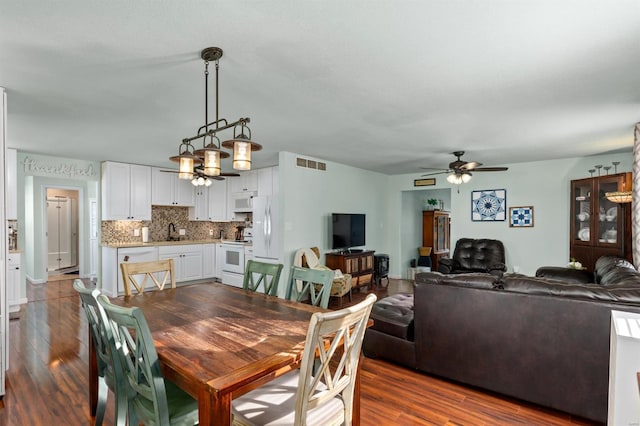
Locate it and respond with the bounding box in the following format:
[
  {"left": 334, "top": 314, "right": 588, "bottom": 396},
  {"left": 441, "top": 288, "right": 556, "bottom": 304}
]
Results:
[{"left": 1, "top": 1, "right": 638, "bottom": 175}]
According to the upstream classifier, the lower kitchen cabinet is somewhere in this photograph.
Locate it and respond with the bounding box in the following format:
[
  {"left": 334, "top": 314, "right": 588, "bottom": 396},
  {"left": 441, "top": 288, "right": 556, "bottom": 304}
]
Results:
[
  {"left": 158, "top": 245, "right": 203, "bottom": 282},
  {"left": 202, "top": 244, "right": 216, "bottom": 278},
  {"left": 7, "top": 253, "right": 21, "bottom": 313}
]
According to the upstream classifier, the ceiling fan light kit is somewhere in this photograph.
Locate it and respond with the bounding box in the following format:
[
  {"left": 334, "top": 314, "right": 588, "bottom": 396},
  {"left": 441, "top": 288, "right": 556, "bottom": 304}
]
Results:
[
  {"left": 171, "top": 46, "right": 260, "bottom": 180},
  {"left": 422, "top": 151, "right": 508, "bottom": 186}
]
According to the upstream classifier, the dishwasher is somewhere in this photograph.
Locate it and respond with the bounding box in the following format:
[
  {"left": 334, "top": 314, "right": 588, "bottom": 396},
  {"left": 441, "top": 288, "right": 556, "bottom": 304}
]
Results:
[{"left": 117, "top": 246, "right": 158, "bottom": 294}]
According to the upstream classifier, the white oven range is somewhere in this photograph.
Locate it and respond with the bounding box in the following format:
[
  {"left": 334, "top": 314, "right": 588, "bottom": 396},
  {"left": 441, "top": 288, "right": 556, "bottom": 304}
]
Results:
[{"left": 219, "top": 242, "right": 248, "bottom": 287}]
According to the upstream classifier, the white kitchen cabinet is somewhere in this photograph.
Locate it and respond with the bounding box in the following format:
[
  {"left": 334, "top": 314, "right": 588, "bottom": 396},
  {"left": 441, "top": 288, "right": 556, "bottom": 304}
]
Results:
[
  {"left": 202, "top": 244, "right": 216, "bottom": 278},
  {"left": 158, "top": 245, "right": 203, "bottom": 282},
  {"left": 257, "top": 166, "right": 278, "bottom": 197},
  {"left": 6, "top": 148, "right": 16, "bottom": 220},
  {"left": 151, "top": 167, "right": 195, "bottom": 207},
  {"left": 229, "top": 170, "right": 258, "bottom": 193},
  {"left": 189, "top": 179, "right": 229, "bottom": 221},
  {"left": 102, "top": 162, "right": 152, "bottom": 220},
  {"left": 190, "top": 187, "right": 209, "bottom": 221},
  {"left": 7, "top": 253, "right": 21, "bottom": 313}
]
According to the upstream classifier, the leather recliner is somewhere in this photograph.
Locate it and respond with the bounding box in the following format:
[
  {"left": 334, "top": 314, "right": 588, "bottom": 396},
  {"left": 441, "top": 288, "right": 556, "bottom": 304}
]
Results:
[{"left": 438, "top": 238, "right": 506, "bottom": 276}]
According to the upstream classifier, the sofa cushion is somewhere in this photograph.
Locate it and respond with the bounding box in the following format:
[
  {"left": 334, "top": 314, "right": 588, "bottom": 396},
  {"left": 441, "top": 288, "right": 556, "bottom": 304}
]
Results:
[
  {"left": 596, "top": 256, "right": 637, "bottom": 285},
  {"left": 535, "top": 266, "right": 594, "bottom": 284},
  {"left": 415, "top": 271, "right": 499, "bottom": 290},
  {"left": 501, "top": 275, "right": 640, "bottom": 304},
  {"left": 370, "top": 293, "right": 414, "bottom": 341}
]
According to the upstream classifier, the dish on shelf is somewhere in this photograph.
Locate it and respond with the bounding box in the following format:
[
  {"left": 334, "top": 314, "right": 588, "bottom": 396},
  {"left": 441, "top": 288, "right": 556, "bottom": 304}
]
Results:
[
  {"left": 603, "top": 229, "right": 617, "bottom": 240},
  {"left": 606, "top": 207, "right": 617, "bottom": 221},
  {"left": 578, "top": 228, "right": 590, "bottom": 241},
  {"left": 607, "top": 238, "right": 617, "bottom": 243},
  {"left": 577, "top": 212, "right": 590, "bottom": 221}
]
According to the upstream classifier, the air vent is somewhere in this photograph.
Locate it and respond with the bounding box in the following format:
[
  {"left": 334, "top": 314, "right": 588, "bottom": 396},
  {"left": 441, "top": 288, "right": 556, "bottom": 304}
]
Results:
[{"left": 295, "top": 157, "right": 326, "bottom": 172}]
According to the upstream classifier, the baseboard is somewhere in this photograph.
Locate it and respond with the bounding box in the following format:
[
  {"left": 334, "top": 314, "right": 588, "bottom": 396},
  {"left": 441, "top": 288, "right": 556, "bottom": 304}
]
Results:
[{"left": 26, "top": 274, "right": 46, "bottom": 285}]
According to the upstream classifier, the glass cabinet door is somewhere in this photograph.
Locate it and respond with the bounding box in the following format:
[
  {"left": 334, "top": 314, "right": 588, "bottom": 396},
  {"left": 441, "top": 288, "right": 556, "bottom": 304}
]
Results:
[
  {"left": 595, "top": 176, "right": 621, "bottom": 247},
  {"left": 572, "top": 179, "right": 593, "bottom": 244}
]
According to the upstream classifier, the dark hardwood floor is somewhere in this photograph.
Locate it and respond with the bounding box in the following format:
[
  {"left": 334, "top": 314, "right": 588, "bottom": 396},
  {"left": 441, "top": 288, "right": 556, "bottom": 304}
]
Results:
[{"left": 0, "top": 277, "right": 600, "bottom": 425}]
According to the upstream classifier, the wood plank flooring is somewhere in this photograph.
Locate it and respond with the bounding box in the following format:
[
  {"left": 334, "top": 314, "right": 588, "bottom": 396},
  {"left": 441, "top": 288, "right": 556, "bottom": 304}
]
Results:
[{"left": 0, "top": 278, "right": 601, "bottom": 425}]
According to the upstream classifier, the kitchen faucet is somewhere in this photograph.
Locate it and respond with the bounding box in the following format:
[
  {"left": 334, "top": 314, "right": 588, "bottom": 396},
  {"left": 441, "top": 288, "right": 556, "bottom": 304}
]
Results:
[{"left": 168, "top": 223, "right": 176, "bottom": 241}]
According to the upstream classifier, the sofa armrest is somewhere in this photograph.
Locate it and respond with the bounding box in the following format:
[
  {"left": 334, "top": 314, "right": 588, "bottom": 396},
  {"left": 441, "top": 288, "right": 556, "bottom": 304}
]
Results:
[
  {"left": 438, "top": 257, "right": 454, "bottom": 274},
  {"left": 535, "top": 266, "right": 593, "bottom": 284}
]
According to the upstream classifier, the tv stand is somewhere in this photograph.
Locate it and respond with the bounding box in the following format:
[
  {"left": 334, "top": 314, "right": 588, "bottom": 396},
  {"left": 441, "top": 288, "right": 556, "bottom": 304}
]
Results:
[
  {"left": 344, "top": 248, "right": 363, "bottom": 254},
  {"left": 326, "top": 250, "right": 375, "bottom": 289}
]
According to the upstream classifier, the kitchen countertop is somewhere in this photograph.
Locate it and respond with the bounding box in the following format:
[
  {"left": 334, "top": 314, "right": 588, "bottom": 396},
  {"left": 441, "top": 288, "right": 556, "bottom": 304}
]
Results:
[{"left": 102, "top": 239, "right": 252, "bottom": 248}]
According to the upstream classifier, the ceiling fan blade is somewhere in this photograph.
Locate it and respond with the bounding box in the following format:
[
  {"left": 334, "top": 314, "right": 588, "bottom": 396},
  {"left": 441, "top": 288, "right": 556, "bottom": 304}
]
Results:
[
  {"left": 472, "top": 167, "right": 509, "bottom": 172},
  {"left": 220, "top": 172, "right": 240, "bottom": 177},
  {"left": 421, "top": 170, "right": 451, "bottom": 177},
  {"left": 460, "top": 161, "right": 482, "bottom": 170},
  {"left": 420, "top": 167, "right": 448, "bottom": 171},
  {"left": 160, "top": 169, "right": 179, "bottom": 173}
]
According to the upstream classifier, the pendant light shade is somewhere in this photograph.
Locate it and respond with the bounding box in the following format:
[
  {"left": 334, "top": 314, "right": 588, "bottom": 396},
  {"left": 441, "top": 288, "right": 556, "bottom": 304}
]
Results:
[
  {"left": 447, "top": 172, "right": 472, "bottom": 184},
  {"left": 194, "top": 135, "right": 229, "bottom": 176},
  {"left": 169, "top": 141, "right": 201, "bottom": 180},
  {"left": 222, "top": 121, "right": 262, "bottom": 171}
]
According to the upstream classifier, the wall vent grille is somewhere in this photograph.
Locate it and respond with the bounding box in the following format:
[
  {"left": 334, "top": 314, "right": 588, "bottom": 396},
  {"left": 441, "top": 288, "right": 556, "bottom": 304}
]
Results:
[{"left": 295, "top": 157, "right": 326, "bottom": 172}]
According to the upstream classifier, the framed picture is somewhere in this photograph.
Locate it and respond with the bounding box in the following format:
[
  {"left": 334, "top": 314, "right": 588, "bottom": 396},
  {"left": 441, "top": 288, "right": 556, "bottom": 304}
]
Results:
[
  {"left": 509, "top": 206, "right": 534, "bottom": 227},
  {"left": 414, "top": 178, "right": 436, "bottom": 187},
  {"left": 471, "top": 189, "right": 506, "bottom": 221}
]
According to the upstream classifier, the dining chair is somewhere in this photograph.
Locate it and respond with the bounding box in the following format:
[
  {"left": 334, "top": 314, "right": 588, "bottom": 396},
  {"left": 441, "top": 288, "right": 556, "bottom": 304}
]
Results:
[
  {"left": 120, "top": 258, "right": 176, "bottom": 296},
  {"left": 285, "top": 266, "right": 335, "bottom": 309},
  {"left": 73, "top": 279, "right": 127, "bottom": 426},
  {"left": 97, "top": 294, "right": 199, "bottom": 426},
  {"left": 231, "top": 293, "right": 377, "bottom": 425},
  {"left": 243, "top": 260, "right": 284, "bottom": 296}
]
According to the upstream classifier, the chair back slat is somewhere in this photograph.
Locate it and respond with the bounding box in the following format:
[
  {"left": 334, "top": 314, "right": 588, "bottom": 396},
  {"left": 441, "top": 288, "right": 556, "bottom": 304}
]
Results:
[
  {"left": 97, "top": 294, "right": 171, "bottom": 425},
  {"left": 243, "top": 260, "right": 284, "bottom": 296},
  {"left": 295, "top": 293, "right": 377, "bottom": 424},
  {"left": 285, "top": 266, "right": 334, "bottom": 309},
  {"left": 120, "top": 259, "right": 176, "bottom": 296}
]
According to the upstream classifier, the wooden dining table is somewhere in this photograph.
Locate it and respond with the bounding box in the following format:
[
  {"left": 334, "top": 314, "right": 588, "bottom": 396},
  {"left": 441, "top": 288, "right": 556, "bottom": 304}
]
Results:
[{"left": 88, "top": 282, "right": 364, "bottom": 425}]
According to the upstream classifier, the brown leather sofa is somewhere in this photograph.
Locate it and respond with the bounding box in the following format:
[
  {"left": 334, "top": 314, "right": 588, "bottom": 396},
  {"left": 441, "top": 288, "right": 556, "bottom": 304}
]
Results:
[{"left": 363, "top": 256, "right": 640, "bottom": 423}]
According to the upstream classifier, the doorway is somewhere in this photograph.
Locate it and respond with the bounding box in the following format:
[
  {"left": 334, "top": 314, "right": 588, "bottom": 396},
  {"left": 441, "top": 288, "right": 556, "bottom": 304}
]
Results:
[{"left": 46, "top": 188, "right": 79, "bottom": 276}]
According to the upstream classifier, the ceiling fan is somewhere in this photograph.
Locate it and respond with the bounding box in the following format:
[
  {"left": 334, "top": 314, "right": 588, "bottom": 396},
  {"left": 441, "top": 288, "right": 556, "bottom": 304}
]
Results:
[
  {"left": 421, "top": 151, "right": 508, "bottom": 184},
  {"left": 160, "top": 167, "right": 240, "bottom": 186}
]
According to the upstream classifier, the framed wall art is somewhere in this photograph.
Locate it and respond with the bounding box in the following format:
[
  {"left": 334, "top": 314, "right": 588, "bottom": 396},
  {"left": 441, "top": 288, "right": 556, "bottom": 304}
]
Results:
[
  {"left": 471, "top": 189, "right": 506, "bottom": 221},
  {"left": 509, "top": 206, "right": 534, "bottom": 227}
]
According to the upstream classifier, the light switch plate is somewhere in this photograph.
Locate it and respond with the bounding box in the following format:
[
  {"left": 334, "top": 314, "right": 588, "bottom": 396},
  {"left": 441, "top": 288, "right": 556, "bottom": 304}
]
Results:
[
  {"left": 133, "top": 229, "right": 140, "bottom": 237},
  {"left": 179, "top": 229, "right": 186, "bottom": 236}
]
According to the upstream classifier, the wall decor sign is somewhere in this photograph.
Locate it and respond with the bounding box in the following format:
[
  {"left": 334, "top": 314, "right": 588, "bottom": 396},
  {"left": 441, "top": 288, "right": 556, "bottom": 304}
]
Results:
[
  {"left": 471, "top": 189, "right": 506, "bottom": 221},
  {"left": 22, "top": 156, "right": 96, "bottom": 178},
  {"left": 414, "top": 178, "right": 436, "bottom": 187},
  {"left": 509, "top": 206, "right": 534, "bottom": 227}
]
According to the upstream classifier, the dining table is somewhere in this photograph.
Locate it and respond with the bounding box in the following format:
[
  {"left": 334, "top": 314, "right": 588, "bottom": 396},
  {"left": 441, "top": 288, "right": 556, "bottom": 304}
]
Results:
[{"left": 88, "top": 282, "right": 364, "bottom": 425}]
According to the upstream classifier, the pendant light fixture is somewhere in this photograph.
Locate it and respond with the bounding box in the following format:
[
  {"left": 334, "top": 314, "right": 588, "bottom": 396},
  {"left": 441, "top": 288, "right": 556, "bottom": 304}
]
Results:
[{"left": 173, "top": 46, "right": 260, "bottom": 177}]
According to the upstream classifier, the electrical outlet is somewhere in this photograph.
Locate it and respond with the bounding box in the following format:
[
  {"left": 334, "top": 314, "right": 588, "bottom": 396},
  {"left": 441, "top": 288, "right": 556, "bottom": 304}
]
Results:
[
  {"left": 179, "top": 229, "right": 186, "bottom": 236},
  {"left": 133, "top": 229, "right": 140, "bottom": 237},
  {"left": 209, "top": 229, "right": 214, "bottom": 236}
]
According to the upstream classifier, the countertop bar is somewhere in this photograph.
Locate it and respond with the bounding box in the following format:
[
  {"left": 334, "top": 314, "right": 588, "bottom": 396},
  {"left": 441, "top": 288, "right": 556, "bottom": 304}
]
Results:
[{"left": 102, "top": 239, "right": 252, "bottom": 248}]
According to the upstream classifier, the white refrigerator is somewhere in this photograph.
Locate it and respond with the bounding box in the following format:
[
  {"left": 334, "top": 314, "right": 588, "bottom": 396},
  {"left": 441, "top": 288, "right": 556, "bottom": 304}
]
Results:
[{"left": 252, "top": 196, "right": 280, "bottom": 262}]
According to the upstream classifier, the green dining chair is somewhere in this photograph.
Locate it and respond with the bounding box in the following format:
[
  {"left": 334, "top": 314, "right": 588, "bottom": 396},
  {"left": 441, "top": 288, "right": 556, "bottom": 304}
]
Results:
[
  {"left": 285, "top": 266, "right": 335, "bottom": 309},
  {"left": 73, "top": 279, "right": 128, "bottom": 426},
  {"left": 97, "top": 294, "right": 199, "bottom": 426},
  {"left": 243, "top": 260, "right": 284, "bottom": 296},
  {"left": 232, "top": 293, "right": 377, "bottom": 425}
]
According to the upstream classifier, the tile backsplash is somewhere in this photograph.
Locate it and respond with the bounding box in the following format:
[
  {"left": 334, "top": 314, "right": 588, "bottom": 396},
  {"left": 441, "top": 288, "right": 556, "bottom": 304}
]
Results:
[{"left": 101, "top": 206, "right": 248, "bottom": 245}]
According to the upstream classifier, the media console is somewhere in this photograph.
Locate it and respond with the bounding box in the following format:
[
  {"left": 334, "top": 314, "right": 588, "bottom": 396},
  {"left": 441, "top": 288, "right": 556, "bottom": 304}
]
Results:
[{"left": 325, "top": 250, "right": 375, "bottom": 289}]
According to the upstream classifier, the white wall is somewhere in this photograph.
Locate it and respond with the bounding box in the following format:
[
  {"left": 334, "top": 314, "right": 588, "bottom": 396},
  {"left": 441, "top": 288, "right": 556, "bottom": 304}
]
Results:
[
  {"left": 388, "top": 152, "right": 632, "bottom": 276},
  {"left": 278, "top": 151, "right": 388, "bottom": 297}
]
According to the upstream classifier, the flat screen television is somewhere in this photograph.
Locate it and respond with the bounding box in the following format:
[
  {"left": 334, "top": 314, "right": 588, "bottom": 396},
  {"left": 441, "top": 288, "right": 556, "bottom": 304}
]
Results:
[{"left": 331, "top": 213, "right": 366, "bottom": 250}]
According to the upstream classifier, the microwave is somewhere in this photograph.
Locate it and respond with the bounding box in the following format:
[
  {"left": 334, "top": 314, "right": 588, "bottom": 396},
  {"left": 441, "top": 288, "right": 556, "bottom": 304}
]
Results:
[{"left": 233, "top": 193, "right": 255, "bottom": 212}]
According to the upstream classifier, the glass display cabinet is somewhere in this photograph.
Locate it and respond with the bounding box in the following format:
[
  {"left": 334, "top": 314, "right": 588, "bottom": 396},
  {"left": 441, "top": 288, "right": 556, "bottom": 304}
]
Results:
[{"left": 570, "top": 172, "right": 632, "bottom": 272}]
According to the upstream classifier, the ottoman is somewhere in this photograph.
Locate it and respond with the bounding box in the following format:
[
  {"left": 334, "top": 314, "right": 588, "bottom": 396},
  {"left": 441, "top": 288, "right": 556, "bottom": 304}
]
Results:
[{"left": 363, "top": 293, "right": 416, "bottom": 368}]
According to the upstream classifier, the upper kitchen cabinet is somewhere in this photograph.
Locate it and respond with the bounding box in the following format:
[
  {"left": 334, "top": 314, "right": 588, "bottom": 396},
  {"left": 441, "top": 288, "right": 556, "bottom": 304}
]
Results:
[
  {"left": 229, "top": 170, "right": 258, "bottom": 194},
  {"left": 257, "top": 166, "right": 279, "bottom": 197},
  {"left": 151, "top": 167, "right": 195, "bottom": 207},
  {"left": 102, "top": 162, "right": 151, "bottom": 220},
  {"left": 189, "top": 179, "right": 228, "bottom": 221},
  {"left": 6, "top": 148, "right": 17, "bottom": 220}
]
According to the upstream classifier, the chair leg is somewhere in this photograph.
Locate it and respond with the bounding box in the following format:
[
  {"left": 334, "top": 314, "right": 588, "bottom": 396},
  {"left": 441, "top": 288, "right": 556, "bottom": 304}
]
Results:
[
  {"left": 94, "top": 376, "right": 108, "bottom": 426},
  {"left": 348, "top": 289, "right": 352, "bottom": 302}
]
